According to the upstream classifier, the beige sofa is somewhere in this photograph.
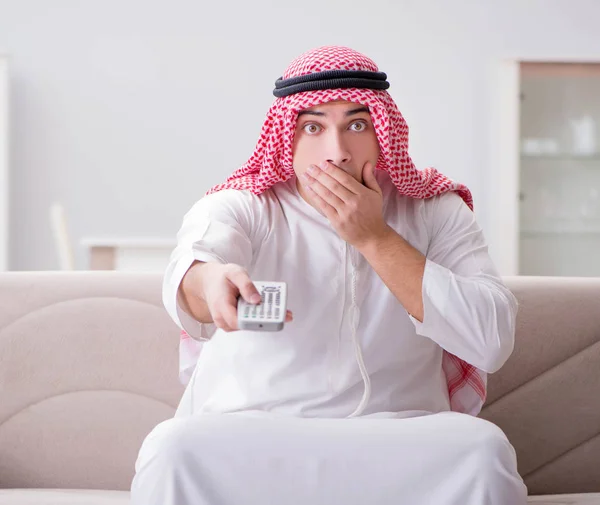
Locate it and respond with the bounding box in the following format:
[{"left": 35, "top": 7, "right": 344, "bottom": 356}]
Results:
[{"left": 0, "top": 271, "right": 598, "bottom": 505}]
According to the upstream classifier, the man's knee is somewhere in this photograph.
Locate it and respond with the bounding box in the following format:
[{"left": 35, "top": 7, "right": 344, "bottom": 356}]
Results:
[
  {"left": 440, "top": 414, "right": 518, "bottom": 469},
  {"left": 134, "top": 418, "right": 185, "bottom": 472},
  {"left": 465, "top": 417, "right": 527, "bottom": 502},
  {"left": 134, "top": 415, "right": 220, "bottom": 473},
  {"left": 464, "top": 417, "right": 520, "bottom": 479}
]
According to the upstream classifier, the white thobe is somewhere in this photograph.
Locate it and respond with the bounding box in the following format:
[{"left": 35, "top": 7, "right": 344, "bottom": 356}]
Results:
[{"left": 131, "top": 171, "right": 527, "bottom": 504}]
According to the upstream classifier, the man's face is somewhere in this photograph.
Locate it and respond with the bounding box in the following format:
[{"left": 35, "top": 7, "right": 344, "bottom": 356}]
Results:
[{"left": 292, "top": 100, "right": 381, "bottom": 203}]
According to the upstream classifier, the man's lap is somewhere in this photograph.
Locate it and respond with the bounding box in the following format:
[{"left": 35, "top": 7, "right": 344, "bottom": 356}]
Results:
[{"left": 132, "top": 411, "right": 526, "bottom": 505}]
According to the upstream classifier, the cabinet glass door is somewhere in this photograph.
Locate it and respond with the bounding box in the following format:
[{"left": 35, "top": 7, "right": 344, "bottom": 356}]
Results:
[{"left": 519, "top": 62, "right": 600, "bottom": 276}]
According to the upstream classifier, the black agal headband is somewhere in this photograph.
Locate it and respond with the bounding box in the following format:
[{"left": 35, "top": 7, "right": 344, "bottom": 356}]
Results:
[{"left": 273, "top": 70, "right": 390, "bottom": 98}]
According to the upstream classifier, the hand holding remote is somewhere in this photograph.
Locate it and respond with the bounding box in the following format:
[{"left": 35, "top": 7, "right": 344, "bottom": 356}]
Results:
[
  {"left": 238, "top": 281, "right": 289, "bottom": 332},
  {"left": 182, "top": 262, "right": 293, "bottom": 332}
]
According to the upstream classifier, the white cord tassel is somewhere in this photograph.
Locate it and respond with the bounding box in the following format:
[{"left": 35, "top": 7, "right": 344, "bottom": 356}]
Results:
[{"left": 347, "top": 251, "right": 371, "bottom": 418}]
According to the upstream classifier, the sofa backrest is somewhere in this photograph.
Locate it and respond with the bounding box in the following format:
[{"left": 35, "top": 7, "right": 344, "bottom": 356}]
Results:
[
  {"left": 0, "top": 272, "right": 183, "bottom": 492},
  {"left": 479, "top": 276, "right": 600, "bottom": 495},
  {"left": 0, "top": 272, "right": 598, "bottom": 495}
]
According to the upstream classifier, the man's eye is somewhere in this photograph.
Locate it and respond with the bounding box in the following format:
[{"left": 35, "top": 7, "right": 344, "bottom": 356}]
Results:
[
  {"left": 350, "top": 121, "right": 366, "bottom": 132},
  {"left": 303, "top": 124, "right": 321, "bottom": 134}
]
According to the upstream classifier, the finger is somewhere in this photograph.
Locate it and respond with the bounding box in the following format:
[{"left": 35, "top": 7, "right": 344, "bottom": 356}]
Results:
[
  {"left": 227, "top": 268, "right": 261, "bottom": 304},
  {"left": 306, "top": 165, "right": 355, "bottom": 202},
  {"left": 362, "top": 161, "right": 382, "bottom": 194},
  {"left": 216, "top": 292, "right": 240, "bottom": 331},
  {"left": 285, "top": 310, "right": 293, "bottom": 322},
  {"left": 213, "top": 312, "right": 236, "bottom": 332},
  {"left": 306, "top": 185, "right": 338, "bottom": 220},
  {"left": 303, "top": 173, "right": 345, "bottom": 209},
  {"left": 320, "top": 161, "right": 361, "bottom": 194}
]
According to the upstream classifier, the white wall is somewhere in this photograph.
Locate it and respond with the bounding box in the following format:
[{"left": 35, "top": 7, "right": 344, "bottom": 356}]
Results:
[{"left": 1, "top": 0, "right": 599, "bottom": 270}]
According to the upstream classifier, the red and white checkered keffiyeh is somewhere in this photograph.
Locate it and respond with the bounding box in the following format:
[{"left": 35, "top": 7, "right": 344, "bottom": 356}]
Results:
[{"left": 181, "top": 46, "right": 487, "bottom": 416}]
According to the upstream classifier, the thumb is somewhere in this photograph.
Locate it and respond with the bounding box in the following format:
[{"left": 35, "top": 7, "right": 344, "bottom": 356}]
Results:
[{"left": 362, "top": 162, "right": 381, "bottom": 194}]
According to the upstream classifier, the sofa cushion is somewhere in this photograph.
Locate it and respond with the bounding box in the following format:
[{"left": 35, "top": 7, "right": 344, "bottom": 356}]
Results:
[
  {"left": 528, "top": 493, "right": 600, "bottom": 504},
  {"left": 0, "top": 489, "right": 130, "bottom": 504},
  {"left": 1, "top": 489, "right": 600, "bottom": 504}
]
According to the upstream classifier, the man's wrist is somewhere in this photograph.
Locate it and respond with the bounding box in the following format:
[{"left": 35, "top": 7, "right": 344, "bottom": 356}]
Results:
[
  {"left": 179, "top": 261, "right": 215, "bottom": 324},
  {"left": 355, "top": 224, "right": 397, "bottom": 257}
]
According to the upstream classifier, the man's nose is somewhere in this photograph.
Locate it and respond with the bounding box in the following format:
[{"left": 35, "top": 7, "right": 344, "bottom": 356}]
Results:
[{"left": 326, "top": 133, "right": 352, "bottom": 168}]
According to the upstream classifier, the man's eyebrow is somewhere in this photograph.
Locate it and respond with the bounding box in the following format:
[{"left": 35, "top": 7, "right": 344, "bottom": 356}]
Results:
[
  {"left": 345, "top": 106, "right": 370, "bottom": 116},
  {"left": 297, "top": 106, "right": 370, "bottom": 118},
  {"left": 297, "top": 110, "right": 325, "bottom": 118}
]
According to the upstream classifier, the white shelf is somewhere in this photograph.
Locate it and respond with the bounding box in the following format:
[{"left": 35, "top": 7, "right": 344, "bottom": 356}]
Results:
[
  {"left": 520, "top": 230, "right": 600, "bottom": 236},
  {"left": 80, "top": 237, "right": 176, "bottom": 249},
  {"left": 80, "top": 237, "right": 175, "bottom": 271},
  {"left": 520, "top": 154, "right": 600, "bottom": 161}
]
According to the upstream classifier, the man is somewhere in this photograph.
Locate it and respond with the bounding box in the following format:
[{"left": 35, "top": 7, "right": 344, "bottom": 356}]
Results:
[{"left": 131, "top": 46, "right": 527, "bottom": 504}]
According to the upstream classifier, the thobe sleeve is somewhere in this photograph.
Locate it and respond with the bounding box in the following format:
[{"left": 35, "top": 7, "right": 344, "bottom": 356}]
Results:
[
  {"left": 408, "top": 191, "right": 518, "bottom": 373},
  {"left": 162, "top": 189, "right": 257, "bottom": 341}
]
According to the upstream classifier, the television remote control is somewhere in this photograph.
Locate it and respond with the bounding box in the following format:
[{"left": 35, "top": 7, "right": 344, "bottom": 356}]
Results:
[{"left": 237, "top": 281, "right": 287, "bottom": 331}]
